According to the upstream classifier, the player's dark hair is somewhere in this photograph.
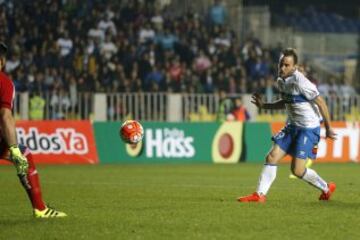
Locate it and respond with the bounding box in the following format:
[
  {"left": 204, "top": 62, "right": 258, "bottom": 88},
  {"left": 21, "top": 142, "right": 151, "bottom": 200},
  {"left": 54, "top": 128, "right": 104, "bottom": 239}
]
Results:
[{"left": 282, "top": 48, "right": 298, "bottom": 64}]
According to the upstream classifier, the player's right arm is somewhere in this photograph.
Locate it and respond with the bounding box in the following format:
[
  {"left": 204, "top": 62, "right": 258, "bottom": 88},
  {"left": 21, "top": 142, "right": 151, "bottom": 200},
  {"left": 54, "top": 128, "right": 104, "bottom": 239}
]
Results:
[
  {"left": 0, "top": 76, "right": 29, "bottom": 176},
  {"left": 0, "top": 107, "right": 29, "bottom": 176},
  {"left": 313, "top": 96, "right": 337, "bottom": 140},
  {"left": 251, "top": 93, "right": 286, "bottom": 110},
  {"left": 0, "top": 107, "right": 17, "bottom": 146}
]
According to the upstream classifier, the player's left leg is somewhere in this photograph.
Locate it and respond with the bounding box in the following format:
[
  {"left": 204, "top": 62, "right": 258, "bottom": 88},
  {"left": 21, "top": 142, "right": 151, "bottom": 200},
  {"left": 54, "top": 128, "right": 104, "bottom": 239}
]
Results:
[
  {"left": 290, "top": 127, "right": 336, "bottom": 200},
  {"left": 18, "top": 145, "right": 46, "bottom": 211},
  {"left": 237, "top": 144, "right": 287, "bottom": 202},
  {"left": 291, "top": 157, "right": 336, "bottom": 200},
  {"left": 4, "top": 144, "right": 67, "bottom": 217},
  {"left": 19, "top": 145, "right": 67, "bottom": 218}
]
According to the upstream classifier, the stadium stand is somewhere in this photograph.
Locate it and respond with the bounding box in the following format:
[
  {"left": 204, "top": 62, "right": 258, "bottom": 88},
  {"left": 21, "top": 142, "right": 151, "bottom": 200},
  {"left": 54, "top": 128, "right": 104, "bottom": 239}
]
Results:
[
  {"left": 274, "top": 8, "right": 360, "bottom": 33},
  {"left": 1, "top": 0, "right": 359, "bottom": 121}
]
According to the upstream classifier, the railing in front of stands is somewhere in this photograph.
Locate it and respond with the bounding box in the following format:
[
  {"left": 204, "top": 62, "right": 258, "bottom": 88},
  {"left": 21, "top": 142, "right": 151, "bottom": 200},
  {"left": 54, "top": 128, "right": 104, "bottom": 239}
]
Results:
[{"left": 14, "top": 92, "right": 360, "bottom": 122}]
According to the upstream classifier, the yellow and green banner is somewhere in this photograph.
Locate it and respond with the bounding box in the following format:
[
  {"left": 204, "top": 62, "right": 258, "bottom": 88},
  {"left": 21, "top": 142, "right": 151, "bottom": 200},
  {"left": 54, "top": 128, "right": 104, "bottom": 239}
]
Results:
[
  {"left": 94, "top": 122, "right": 244, "bottom": 163},
  {"left": 243, "top": 122, "right": 272, "bottom": 163}
]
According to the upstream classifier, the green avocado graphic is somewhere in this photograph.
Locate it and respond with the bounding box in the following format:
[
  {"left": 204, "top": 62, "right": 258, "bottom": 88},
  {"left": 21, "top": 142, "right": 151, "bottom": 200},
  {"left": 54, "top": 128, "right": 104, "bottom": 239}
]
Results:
[
  {"left": 126, "top": 140, "right": 143, "bottom": 157},
  {"left": 212, "top": 122, "right": 243, "bottom": 163}
]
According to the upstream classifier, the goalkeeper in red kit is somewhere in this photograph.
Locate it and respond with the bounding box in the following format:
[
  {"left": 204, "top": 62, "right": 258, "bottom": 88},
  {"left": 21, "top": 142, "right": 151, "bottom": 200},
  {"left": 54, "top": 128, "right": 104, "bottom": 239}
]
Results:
[{"left": 0, "top": 42, "right": 66, "bottom": 218}]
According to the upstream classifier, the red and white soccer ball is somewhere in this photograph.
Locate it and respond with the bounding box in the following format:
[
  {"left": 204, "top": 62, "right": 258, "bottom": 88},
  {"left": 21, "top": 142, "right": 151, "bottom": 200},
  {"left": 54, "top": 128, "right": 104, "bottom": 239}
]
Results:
[{"left": 120, "top": 120, "right": 144, "bottom": 144}]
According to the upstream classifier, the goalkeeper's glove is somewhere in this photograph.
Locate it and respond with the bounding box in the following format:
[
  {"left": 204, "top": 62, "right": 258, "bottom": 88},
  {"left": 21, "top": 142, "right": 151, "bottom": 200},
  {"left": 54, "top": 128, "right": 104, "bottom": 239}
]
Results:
[{"left": 9, "top": 145, "right": 29, "bottom": 176}]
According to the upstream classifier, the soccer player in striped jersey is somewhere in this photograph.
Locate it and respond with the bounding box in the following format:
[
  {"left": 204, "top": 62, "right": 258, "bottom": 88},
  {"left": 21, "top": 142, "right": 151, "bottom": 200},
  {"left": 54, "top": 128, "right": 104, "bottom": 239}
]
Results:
[{"left": 238, "top": 48, "right": 337, "bottom": 203}]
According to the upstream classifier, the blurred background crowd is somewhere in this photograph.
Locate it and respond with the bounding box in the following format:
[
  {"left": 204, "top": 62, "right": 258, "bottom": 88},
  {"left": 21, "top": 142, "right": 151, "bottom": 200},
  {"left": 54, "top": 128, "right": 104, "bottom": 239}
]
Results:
[
  {"left": 1, "top": 0, "right": 359, "bottom": 121},
  {"left": 1, "top": 0, "right": 358, "bottom": 99}
]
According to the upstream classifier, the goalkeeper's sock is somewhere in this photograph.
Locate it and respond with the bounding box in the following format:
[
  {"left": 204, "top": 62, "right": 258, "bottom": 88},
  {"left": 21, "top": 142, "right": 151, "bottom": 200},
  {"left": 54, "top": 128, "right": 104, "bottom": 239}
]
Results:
[
  {"left": 256, "top": 163, "right": 277, "bottom": 195},
  {"left": 18, "top": 150, "right": 46, "bottom": 211},
  {"left": 301, "top": 168, "right": 329, "bottom": 193}
]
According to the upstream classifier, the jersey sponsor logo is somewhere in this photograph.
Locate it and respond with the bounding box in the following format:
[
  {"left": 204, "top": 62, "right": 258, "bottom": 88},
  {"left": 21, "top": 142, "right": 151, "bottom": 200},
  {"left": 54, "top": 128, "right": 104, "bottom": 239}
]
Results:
[{"left": 16, "top": 127, "right": 89, "bottom": 154}]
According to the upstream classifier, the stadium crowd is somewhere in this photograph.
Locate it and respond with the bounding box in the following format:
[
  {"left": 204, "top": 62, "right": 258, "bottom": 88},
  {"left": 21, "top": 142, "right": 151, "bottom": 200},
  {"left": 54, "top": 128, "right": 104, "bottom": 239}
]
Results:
[{"left": 0, "top": 0, "right": 358, "bottom": 104}]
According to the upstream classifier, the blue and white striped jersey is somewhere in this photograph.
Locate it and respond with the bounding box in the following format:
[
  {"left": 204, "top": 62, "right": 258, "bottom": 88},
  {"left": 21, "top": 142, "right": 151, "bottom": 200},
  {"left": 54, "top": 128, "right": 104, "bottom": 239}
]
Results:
[{"left": 277, "top": 70, "right": 322, "bottom": 128}]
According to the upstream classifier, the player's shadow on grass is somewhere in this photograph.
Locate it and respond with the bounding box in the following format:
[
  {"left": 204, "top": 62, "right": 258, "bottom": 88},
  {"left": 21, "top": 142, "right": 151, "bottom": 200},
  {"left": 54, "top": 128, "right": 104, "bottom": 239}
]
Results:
[
  {"left": 304, "top": 200, "right": 360, "bottom": 209},
  {"left": 0, "top": 217, "right": 52, "bottom": 226}
]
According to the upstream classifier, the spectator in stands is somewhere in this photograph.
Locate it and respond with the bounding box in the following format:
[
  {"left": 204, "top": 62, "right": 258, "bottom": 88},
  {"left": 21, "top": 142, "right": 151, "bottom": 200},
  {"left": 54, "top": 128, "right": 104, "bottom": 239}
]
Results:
[
  {"left": 242, "top": 38, "right": 262, "bottom": 61},
  {"left": 156, "top": 28, "right": 178, "bottom": 51},
  {"left": 248, "top": 55, "right": 270, "bottom": 81},
  {"left": 12, "top": 67, "right": 27, "bottom": 92},
  {"left": 317, "top": 78, "right": 330, "bottom": 96},
  {"left": 238, "top": 77, "right": 248, "bottom": 94},
  {"left": 56, "top": 30, "right": 73, "bottom": 58},
  {"left": 228, "top": 75, "right": 237, "bottom": 95},
  {"left": 5, "top": 52, "right": 20, "bottom": 73},
  {"left": 208, "top": 0, "right": 228, "bottom": 26},
  {"left": 228, "top": 97, "right": 250, "bottom": 121},
  {"left": 100, "top": 34, "right": 117, "bottom": 60},
  {"left": 339, "top": 78, "right": 357, "bottom": 113},
  {"left": 264, "top": 75, "right": 275, "bottom": 102},
  {"left": 68, "top": 76, "right": 78, "bottom": 112},
  {"left": 97, "top": 14, "right": 117, "bottom": 37},
  {"left": 139, "top": 22, "right": 155, "bottom": 44},
  {"left": 145, "top": 65, "right": 164, "bottom": 91},
  {"left": 168, "top": 57, "right": 183, "bottom": 81},
  {"left": 216, "top": 89, "right": 232, "bottom": 122},
  {"left": 28, "top": 71, "right": 45, "bottom": 94},
  {"left": 339, "top": 78, "right": 356, "bottom": 99},
  {"left": 188, "top": 74, "right": 203, "bottom": 93},
  {"left": 151, "top": 7, "right": 164, "bottom": 30},
  {"left": 138, "top": 53, "right": 152, "bottom": 82},
  {"left": 50, "top": 87, "right": 71, "bottom": 120},
  {"left": 201, "top": 69, "right": 214, "bottom": 93},
  {"left": 194, "top": 50, "right": 212, "bottom": 73},
  {"left": 1, "top": 0, "right": 356, "bottom": 118},
  {"left": 328, "top": 77, "right": 341, "bottom": 96},
  {"left": 29, "top": 91, "right": 45, "bottom": 120},
  {"left": 214, "top": 30, "right": 231, "bottom": 48}
]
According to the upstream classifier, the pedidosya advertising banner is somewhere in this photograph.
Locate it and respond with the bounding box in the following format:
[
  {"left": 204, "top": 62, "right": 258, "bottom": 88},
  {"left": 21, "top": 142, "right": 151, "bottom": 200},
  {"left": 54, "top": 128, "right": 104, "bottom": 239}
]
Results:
[
  {"left": 14, "top": 121, "right": 98, "bottom": 164},
  {"left": 94, "top": 122, "right": 244, "bottom": 163}
]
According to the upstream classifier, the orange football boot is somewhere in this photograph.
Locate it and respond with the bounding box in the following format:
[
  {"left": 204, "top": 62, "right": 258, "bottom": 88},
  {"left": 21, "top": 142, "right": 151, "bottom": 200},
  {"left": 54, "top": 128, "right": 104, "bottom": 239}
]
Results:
[
  {"left": 319, "top": 182, "right": 336, "bottom": 201},
  {"left": 237, "top": 192, "right": 266, "bottom": 203}
]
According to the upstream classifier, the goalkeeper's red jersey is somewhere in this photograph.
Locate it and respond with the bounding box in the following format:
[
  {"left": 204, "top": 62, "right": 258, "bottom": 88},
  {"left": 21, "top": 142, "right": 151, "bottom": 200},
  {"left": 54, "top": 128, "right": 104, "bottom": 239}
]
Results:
[{"left": 0, "top": 71, "right": 15, "bottom": 110}]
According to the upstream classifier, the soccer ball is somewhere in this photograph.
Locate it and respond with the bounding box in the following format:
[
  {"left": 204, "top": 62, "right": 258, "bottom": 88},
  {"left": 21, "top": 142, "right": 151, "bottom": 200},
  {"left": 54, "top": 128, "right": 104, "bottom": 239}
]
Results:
[{"left": 120, "top": 120, "right": 144, "bottom": 144}]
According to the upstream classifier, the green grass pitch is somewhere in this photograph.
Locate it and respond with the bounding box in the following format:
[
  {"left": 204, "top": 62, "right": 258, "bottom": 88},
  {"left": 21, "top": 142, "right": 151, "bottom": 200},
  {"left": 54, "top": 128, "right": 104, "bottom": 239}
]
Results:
[{"left": 1, "top": 163, "right": 360, "bottom": 240}]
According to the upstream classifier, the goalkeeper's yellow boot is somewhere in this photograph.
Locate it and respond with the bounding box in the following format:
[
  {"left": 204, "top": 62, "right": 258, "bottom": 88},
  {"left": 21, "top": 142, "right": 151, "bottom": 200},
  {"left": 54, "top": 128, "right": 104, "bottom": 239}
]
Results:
[{"left": 34, "top": 207, "right": 67, "bottom": 218}]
